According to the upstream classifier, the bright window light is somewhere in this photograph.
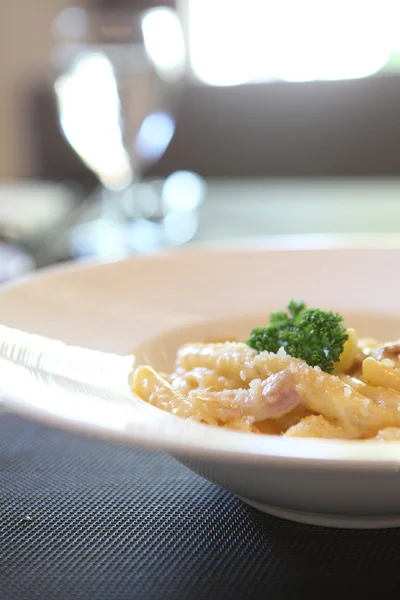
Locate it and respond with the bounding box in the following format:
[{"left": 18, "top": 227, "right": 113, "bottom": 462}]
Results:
[{"left": 187, "top": 0, "right": 400, "bottom": 85}]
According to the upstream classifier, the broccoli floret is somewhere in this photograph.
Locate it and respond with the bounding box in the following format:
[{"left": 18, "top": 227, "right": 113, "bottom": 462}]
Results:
[{"left": 246, "top": 300, "right": 348, "bottom": 373}]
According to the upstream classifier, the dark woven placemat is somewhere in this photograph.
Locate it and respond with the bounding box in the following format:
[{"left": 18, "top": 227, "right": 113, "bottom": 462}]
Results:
[{"left": 1, "top": 414, "right": 400, "bottom": 600}]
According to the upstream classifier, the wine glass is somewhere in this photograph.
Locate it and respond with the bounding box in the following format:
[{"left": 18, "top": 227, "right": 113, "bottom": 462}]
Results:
[{"left": 51, "top": 4, "right": 187, "bottom": 258}]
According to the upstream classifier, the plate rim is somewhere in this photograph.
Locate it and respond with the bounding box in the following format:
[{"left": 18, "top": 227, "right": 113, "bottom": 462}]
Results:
[{"left": 3, "top": 239, "right": 400, "bottom": 466}]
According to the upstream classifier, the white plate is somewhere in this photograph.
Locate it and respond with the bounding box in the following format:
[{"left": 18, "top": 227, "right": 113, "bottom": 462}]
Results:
[{"left": 3, "top": 240, "right": 400, "bottom": 529}]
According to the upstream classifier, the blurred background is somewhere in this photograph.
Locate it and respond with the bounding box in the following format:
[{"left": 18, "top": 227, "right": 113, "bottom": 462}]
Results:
[{"left": 1, "top": 0, "right": 400, "bottom": 279}]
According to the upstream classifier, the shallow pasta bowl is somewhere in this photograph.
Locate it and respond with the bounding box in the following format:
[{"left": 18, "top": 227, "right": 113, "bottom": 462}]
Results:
[{"left": 2, "top": 241, "right": 400, "bottom": 528}]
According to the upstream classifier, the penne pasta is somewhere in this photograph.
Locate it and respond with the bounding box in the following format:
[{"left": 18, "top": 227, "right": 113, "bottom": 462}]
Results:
[
  {"left": 362, "top": 357, "right": 400, "bottom": 393},
  {"left": 284, "top": 415, "right": 347, "bottom": 439},
  {"left": 176, "top": 342, "right": 258, "bottom": 380},
  {"left": 130, "top": 309, "right": 400, "bottom": 441},
  {"left": 375, "top": 427, "right": 400, "bottom": 441},
  {"left": 333, "top": 328, "right": 359, "bottom": 374}
]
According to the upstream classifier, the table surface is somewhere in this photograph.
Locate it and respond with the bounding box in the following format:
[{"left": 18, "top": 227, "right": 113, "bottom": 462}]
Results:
[
  {"left": 1, "top": 177, "right": 400, "bottom": 265},
  {"left": 194, "top": 177, "right": 400, "bottom": 243},
  {"left": 2, "top": 414, "right": 400, "bottom": 600}
]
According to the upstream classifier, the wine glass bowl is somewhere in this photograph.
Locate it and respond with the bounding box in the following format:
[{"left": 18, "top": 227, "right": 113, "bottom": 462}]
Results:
[
  {"left": 51, "top": 5, "right": 187, "bottom": 257},
  {"left": 53, "top": 5, "right": 185, "bottom": 189}
]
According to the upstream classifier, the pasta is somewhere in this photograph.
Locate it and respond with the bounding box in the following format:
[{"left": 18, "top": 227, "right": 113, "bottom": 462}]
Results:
[{"left": 130, "top": 325, "right": 400, "bottom": 441}]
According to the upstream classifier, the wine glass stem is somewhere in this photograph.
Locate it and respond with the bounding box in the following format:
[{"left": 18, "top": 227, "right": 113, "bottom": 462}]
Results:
[
  {"left": 99, "top": 161, "right": 142, "bottom": 219},
  {"left": 99, "top": 186, "right": 125, "bottom": 220}
]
